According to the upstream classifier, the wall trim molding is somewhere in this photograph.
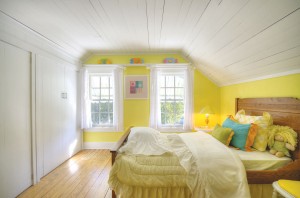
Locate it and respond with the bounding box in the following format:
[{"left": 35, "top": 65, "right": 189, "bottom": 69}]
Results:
[
  {"left": 83, "top": 142, "right": 116, "bottom": 149},
  {"left": 0, "top": 11, "right": 81, "bottom": 67},
  {"left": 220, "top": 69, "right": 300, "bottom": 87}
]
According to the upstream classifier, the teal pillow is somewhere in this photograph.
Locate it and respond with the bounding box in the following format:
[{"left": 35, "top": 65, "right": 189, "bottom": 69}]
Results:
[{"left": 222, "top": 117, "right": 251, "bottom": 151}]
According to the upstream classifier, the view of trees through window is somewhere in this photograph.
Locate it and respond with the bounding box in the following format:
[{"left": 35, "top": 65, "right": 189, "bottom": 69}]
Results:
[
  {"left": 90, "top": 75, "right": 113, "bottom": 127},
  {"left": 160, "top": 75, "right": 184, "bottom": 127}
]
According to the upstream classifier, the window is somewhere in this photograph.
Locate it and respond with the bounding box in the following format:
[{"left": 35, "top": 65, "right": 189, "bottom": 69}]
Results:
[
  {"left": 90, "top": 75, "right": 113, "bottom": 127},
  {"left": 149, "top": 64, "right": 194, "bottom": 131},
  {"left": 81, "top": 66, "right": 123, "bottom": 131},
  {"left": 160, "top": 74, "right": 184, "bottom": 127}
]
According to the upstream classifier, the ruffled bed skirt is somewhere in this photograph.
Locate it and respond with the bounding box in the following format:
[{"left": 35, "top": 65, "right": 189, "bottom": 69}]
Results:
[
  {"left": 113, "top": 186, "right": 191, "bottom": 198},
  {"left": 249, "top": 184, "right": 273, "bottom": 198},
  {"left": 111, "top": 184, "right": 272, "bottom": 198}
]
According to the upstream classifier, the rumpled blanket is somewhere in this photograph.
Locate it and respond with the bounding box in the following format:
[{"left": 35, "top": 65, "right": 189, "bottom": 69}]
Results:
[{"left": 109, "top": 129, "right": 250, "bottom": 198}]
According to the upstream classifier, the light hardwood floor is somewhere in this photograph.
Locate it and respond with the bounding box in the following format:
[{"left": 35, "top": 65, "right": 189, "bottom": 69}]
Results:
[{"left": 18, "top": 150, "right": 112, "bottom": 198}]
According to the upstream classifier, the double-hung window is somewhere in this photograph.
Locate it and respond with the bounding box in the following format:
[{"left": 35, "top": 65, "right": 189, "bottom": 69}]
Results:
[
  {"left": 150, "top": 64, "right": 194, "bottom": 131},
  {"left": 160, "top": 74, "right": 184, "bottom": 127},
  {"left": 90, "top": 74, "right": 113, "bottom": 127},
  {"left": 81, "top": 66, "right": 123, "bottom": 132}
]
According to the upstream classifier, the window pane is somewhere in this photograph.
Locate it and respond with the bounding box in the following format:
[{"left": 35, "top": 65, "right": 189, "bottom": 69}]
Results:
[
  {"left": 100, "top": 113, "right": 108, "bottom": 123},
  {"left": 91, "top": 88, "right": 100, "bottom": 99},
  {"left": 161, "top": 113, "right": 166, "bottom": 124},
  {"left": 108, "top": 101, "right": 113, "bottom": 112},
  {"left": 101, "top": 76, "right": 109, "bottom": 87},
  {"left": 160, "top": 88, "right": 166, "bottom": 97},
  {"left": 91, "top": 102, "right": 99, "bottom": 113},
  {"left": 175, "top": 76, "right": 184, "bottom": 87},
  {"left": 175, "top": 88, "right": 184, "bottom": 100},
  {"left": 165, "top": 76, "right": 174, "bottom": 87},
  {"left": 99, "top": 102, "right": 108, "bottom": 112},
  {"left": 101, "top": 88, "right": 109, "bottom": 99},
  {"left": 109, "top": 113, "right": 113, "bottom": 123},
  {"left": 159, "top": 76, "right": 165, "bottom": 87},
  {"left": 92, "top": 113, "right": 99, "bottom": 125},
  {"left": 91, "top": 76, "right": 100, "bottom": 88},
  {"left": 110, "top": 77, "right": 113, "bottom": 87},
  {"left": 164, "top": 102, "right": 173, "bottom": 123},
  {"left": 166, "top": 88, "right": 174, "bottom": 99},
  {"left": 161, "top": 102, "right": 166, "bottom": 113}
]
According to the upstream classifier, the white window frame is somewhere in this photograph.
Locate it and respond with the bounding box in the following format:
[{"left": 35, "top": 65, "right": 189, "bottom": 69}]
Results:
[
  {"left": 149, "top": 64, "right": 194, "bottom": 132},
  {"left": 159, "top": 73, "right": 185, "bottom": 129},
  {"left": 89, "top": 73, "right": 114, "bottom": 128},
  {"left": 81, "top": 65, "right": 124, "bottom": 132}
]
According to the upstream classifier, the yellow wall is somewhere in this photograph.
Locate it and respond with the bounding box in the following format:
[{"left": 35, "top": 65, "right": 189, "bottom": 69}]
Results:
[
  {"left": 83, "top": 54, "right": 220, "bottom": 142},
  {"left": 220, "top": 73, "right": 300, "bottom": 122}
]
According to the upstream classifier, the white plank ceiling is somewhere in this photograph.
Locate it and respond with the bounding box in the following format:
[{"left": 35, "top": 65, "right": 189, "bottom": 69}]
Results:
[{"left": 0, "top": 0, "right": 299, "bottom": 86}]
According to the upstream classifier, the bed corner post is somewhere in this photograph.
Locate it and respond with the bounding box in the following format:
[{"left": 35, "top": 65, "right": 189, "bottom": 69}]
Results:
[{"left": 110, "top": 126, "right": 133, "bottom": 198}]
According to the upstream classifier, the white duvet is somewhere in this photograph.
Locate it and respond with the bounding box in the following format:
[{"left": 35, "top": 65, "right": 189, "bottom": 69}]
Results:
[
  {"left": 117, "top": 128, "right": 250, "bottom": 198},
  {"left": 175, "top": 132, "right": 250, "bottom": 198}
]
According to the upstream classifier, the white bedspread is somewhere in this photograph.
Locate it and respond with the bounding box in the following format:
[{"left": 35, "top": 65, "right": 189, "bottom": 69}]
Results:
[
  {"left": 113, "top": 129, "right": 250, "bottom": 198},
  {"left": 174, "top": 132, "right": 250, "bottom": 198}
]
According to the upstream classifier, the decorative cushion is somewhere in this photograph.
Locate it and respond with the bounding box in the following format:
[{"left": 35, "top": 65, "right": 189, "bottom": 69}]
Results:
[
  {"left": 234, "top": 110, "right": 272, "bottom": 128},
  {"left": 211, "top": 124, "right": 234, "bottom": 146},
  {"left": 222, "top": 117, "right": 258, "bottom": 151},
  {"left": 234, "top": 110, "right": 272, "bottom": 151}
]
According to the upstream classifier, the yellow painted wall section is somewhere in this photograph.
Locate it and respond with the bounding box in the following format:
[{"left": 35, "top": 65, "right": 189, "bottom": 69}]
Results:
[
  {"left": 220, "top": 73, "right": 300, "bottom": 122},
  {"left": 194, "top": 70, "right": 220, "bottom": 128},
  {"left": 83, "top": 54, "right": 220, "bottom": 143},
  {"left": 124, "top": 67, "right": 150, "bottom": 129}
]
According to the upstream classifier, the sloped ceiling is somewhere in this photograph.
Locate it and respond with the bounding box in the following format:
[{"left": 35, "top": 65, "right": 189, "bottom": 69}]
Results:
[{"left": 0, "top": 0, "right": 300, "bottom": 86}]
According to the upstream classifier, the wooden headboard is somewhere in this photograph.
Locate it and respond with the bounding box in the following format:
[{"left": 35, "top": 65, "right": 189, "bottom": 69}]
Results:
[
  {"left": 236, "top": 97, "right": 300, "bottom": 160},
  {"left": 236, "top": 97, "right": 300, "bottom": 183}
]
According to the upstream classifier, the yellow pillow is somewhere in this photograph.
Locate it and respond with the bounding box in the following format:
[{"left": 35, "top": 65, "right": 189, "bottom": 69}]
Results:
[
  {"left": 234, "top": 110, "right": 272, "bottom": 151},
  {"left": 211, "top": 124, "right": 234, "bottom": 146}
]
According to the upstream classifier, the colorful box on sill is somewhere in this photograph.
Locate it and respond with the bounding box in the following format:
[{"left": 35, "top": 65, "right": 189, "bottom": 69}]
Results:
[
  {"left": 98, "top": 59, "right": 112, "bottom": 64},
  {"left": 130, "top": 58, "right": 144, "bottom": 64},
  {"left": 163, "top": 58, "right": 178, "bottom": 63}
]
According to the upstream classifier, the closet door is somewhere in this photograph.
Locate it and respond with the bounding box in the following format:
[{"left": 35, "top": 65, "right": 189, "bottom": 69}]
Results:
[
  {"left": 36, "top": 55, "right": 65, "bottom": 176},
  {"left": 0, "top": 42, "right": 32, "bottom": 197},
  {"left": 62, "top": 66, "right": 80, "bottom": 158}
]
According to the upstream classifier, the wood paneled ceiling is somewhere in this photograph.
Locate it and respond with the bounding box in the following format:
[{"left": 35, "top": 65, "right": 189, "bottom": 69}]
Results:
[{"left": 0, "top": 0, "right": 300, "bottom": 86}]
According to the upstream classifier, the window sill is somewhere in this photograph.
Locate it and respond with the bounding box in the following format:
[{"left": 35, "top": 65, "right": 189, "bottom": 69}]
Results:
[
  {"left": 158, "top": 127, "right": 192, "bottom": 133},
  {"left": 84, "top": 127, "right": 119, "bottom": 132}
]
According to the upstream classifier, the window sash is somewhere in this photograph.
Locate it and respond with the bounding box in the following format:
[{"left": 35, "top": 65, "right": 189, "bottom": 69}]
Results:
[
  {"left": 89, "top": 74, "right": 114, "bottom": 127},
  {"left": 159, "top": 74, "right": 184, "bottom": 128}
]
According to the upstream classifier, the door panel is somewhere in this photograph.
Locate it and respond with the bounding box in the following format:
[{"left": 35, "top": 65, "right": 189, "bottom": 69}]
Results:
[{"left": 0, "top": 41, "right": 32, "bottom": 197}]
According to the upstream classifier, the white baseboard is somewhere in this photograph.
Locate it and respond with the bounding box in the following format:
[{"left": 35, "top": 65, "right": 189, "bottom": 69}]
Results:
[{"left": 83, "top": 142, "right": 115, "bottom": 149}]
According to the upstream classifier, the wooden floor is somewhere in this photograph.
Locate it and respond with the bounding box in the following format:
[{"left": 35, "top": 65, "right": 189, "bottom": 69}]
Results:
[{"left": 18, "top": 150, "right": 112, "bottom": 198}]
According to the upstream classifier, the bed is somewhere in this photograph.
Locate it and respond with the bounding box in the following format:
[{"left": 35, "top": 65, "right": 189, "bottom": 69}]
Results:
[{"left": 109, "top": 97, "right": 300, "bottom": 198}]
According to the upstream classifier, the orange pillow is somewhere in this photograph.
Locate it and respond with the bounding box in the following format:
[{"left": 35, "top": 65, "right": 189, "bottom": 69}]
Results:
[{"left": 245, "top": 123, "right": 258, "bottom": 151}]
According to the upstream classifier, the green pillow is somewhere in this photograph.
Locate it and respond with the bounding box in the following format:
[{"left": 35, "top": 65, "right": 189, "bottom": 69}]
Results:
[{"left": 211, "top": 124, "right": 234, "bottom": 146}]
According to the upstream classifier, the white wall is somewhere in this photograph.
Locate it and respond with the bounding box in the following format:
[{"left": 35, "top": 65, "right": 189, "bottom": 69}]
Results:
[{"left": 0, "top": 9, "right": 82, "bottom": 196}]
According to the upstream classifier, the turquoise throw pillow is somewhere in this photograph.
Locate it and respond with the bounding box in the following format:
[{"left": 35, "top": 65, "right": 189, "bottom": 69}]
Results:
[{"left": 222, "top": 117, "right": 251, "bottom": 151}]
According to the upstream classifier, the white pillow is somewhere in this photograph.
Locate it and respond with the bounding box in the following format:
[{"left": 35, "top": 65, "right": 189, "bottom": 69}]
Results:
[
  {"left": 128, "top": 127, "right": 160, "bottom": 140},
  {"left": 119, "top": 127, "right": 171, "bottom": 155}
]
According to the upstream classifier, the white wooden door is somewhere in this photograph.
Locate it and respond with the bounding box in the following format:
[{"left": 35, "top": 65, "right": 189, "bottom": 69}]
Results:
[
  {"left": 36, "top": 55, "right": 65, "bottom": 176},
  {"left": 63, "top": 66, "right": 81, "bottom": 158},
  {"left": 0, "top": 41, "right": 32, "bottom": 197}
]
